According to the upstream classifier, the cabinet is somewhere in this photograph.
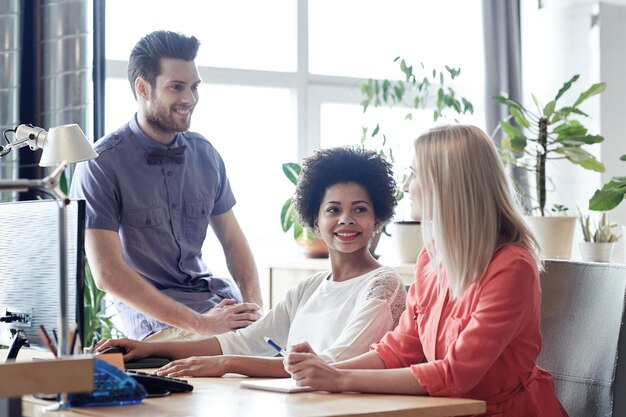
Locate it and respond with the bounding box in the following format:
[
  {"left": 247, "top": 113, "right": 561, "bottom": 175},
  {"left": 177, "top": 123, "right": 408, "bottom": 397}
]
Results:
[{"left": 266, "top": 258, "right": 414, "bottom": 308}]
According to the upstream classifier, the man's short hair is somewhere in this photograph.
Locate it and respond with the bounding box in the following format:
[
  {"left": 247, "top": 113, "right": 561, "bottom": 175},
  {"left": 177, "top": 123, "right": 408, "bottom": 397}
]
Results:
[{"left": 127, "top": 30, "right": 200, "bottom": 98}]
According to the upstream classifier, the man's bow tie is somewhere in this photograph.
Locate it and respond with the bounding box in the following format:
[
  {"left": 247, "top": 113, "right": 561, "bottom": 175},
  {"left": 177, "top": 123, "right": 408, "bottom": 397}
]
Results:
[{"left": 146, "top": 145, "right": 187, "bottom": 164}]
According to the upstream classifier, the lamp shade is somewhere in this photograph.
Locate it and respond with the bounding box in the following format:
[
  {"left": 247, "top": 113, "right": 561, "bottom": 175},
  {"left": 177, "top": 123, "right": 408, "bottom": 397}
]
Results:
[{"left": 39, "top": 124, "right": 98, "bottom": 166}]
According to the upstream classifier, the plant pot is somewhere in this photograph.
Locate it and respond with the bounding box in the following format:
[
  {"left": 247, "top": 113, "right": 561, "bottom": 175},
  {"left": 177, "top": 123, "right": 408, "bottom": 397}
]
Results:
[
  {"left": 579, "top": 241, "right": 615, "bottom": 263},
  {"left": 297, "top": 237, "right": 329, "bottom": 258},
  {"left": 524, "top": 216, "right": 577, "bottom": 260},
  {"left": 390, "top": 221, "right": 423, "bottom": 264}
]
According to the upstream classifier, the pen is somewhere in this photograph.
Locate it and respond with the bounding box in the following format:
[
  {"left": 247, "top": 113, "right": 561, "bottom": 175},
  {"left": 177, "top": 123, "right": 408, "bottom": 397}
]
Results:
[
  {"left": 88, "top": 334, "right": 100, "bottom": 354},
  {"left": 264, "top": 337, "right": 287, "bottom": 357},
  {"left": 37, "top": 325, "right": 58, "bottom": 357},
  {"left": 69, "top": 324, "right": 78, "bottom": 355}
]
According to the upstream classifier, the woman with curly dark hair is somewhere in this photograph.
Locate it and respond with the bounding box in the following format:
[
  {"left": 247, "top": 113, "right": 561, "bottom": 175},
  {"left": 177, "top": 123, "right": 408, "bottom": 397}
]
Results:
[
  {"left": 294, "top": 146, "right": 397, "bottom": 233},
  {"left": 97, "top": 145, "right": 407, "bottom": 379}
]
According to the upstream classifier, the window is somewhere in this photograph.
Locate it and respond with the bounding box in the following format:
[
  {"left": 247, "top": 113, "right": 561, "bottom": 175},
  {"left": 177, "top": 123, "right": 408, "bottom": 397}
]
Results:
[
  {"left": 105, "top": 0, "right": 297, "bottom": 71},
  {"left": 309, "top": 0, "right": 484, "bottom": 80},
  {"left": 104, "top": 0, "right": 486, "bottom": 276},
  {"left": 189, "top": 84, "right": 296, "bottom": 267}
]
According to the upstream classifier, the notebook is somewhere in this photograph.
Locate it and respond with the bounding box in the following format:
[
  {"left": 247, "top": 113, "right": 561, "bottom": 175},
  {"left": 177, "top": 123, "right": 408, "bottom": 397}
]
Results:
[{"left": 240, "top": 378, "right": 314, "bottom": 393}]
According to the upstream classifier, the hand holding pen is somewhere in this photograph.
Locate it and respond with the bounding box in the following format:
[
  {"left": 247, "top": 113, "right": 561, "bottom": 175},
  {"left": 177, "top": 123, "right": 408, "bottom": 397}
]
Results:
[{"left": 282, "top": 341, "right": 342, "bottom": 391}]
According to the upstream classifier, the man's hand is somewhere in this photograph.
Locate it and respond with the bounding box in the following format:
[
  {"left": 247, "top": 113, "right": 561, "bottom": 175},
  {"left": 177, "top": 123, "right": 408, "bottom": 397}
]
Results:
[
  {"left": 195, "top": 299, "right": 261, "bottom": 336},
  {"left": 96, "top": 338, "right": 155, "bottom": 361}
]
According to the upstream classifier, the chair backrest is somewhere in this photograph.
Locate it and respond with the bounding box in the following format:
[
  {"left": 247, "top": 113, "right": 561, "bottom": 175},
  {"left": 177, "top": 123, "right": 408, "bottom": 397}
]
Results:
[{"left": 538, "top": 260, "right": 626, "bottom": 417}]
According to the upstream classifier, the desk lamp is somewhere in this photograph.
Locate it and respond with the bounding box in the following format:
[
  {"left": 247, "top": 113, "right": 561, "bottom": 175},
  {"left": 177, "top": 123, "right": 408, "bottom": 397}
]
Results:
[
  {"left": 1, "top": 123, "right": 97, "bottom": 165},
  {"left": 0, "top": 123, "right": 97, "bottom": 410}
]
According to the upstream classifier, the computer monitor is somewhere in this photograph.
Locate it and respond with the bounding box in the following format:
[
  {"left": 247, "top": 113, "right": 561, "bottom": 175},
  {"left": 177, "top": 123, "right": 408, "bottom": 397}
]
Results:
[{"left": 0, "top": 199, "right": 85, "bottom": 357}]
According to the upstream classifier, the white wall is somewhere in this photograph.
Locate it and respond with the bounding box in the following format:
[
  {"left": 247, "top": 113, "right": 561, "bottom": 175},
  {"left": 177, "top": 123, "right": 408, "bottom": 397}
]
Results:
[{"left": 599, "top": 2, "right": 626, "bottom": 227}]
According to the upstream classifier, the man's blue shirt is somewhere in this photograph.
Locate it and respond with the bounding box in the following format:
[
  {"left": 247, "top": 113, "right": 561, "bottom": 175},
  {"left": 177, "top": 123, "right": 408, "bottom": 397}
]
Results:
[{"left": 70, "top": 116, "right": 242, "bottom": 339}]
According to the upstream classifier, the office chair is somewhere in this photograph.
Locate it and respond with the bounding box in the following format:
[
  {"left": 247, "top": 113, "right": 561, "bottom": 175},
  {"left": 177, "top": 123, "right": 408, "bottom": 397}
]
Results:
[{"left": 538, "top": 260, "right": 626, "bottom": 417}]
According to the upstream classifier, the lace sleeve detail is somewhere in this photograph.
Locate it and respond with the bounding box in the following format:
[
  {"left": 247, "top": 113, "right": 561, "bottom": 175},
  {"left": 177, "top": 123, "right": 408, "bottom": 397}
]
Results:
[{"left": 364, "top": 269, "right": 408, "bottom": 328}]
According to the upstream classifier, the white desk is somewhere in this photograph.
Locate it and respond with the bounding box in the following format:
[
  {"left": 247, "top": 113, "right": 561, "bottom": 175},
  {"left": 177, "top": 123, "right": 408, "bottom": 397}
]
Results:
[
  {"left": 267, "top": 258, "right": 414, "bottom": 308},
  {"left": 22, "top": 374, "right": 485, "bottom": 417}
]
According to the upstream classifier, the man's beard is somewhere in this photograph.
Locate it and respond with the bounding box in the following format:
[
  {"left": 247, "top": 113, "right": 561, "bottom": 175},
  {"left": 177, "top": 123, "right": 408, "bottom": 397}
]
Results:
[{"left": 145, "top": 106, "right": 191, "bottom": 135}]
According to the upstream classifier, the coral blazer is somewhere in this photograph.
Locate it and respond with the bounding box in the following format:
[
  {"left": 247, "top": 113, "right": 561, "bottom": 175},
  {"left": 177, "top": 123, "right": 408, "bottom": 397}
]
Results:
[{"left": 372, "top": 244, "right": 568, "bottom": 417}]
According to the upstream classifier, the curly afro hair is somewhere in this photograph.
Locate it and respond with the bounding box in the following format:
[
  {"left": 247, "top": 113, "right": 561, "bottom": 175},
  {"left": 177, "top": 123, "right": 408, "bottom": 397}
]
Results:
[{"left": 294, "top": 145, "right": 397, "bottom": 229}]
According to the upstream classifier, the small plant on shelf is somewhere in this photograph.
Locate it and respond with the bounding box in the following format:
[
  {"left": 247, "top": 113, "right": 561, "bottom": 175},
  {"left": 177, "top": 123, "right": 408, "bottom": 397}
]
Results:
[{"left": 579, "top": 211, "right": 621, "bottom": 243}]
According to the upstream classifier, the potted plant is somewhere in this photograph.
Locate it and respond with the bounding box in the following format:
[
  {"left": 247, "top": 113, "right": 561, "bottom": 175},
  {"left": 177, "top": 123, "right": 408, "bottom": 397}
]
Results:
[
  {"left": 493, "top": 74, "right": 606, "bottom": 259},
  {"left": 280, "top": 162, "right": 329, "bottom": 258},
  {"left": 360, "top": 57, "right": 474, "bottom": 262},
  {"left": 578, "top": 212, "right": 621, "bottom": 262}
]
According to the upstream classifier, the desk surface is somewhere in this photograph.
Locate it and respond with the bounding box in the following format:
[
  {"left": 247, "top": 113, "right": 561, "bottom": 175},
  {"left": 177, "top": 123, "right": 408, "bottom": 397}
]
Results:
[{"left": 22, "top": 374, "right": 485, "bottom": 417}]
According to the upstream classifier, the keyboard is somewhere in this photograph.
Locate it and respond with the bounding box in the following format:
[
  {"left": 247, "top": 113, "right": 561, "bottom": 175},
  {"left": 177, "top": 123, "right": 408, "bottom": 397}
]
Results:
[{"left": 125, "top": 369, "right": 194, "bottom": 396}]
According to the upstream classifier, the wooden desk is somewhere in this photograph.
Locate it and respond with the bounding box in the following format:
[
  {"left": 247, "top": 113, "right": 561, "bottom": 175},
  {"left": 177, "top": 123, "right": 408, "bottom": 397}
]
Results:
[{"left": 22, "top": 374, "right": 485, "bottom": 417}]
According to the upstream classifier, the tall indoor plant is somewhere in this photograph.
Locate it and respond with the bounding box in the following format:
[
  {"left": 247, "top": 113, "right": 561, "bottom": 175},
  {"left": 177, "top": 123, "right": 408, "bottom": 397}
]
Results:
[{"left": 493, "top": 74, "right": 606, "bottom": 258}]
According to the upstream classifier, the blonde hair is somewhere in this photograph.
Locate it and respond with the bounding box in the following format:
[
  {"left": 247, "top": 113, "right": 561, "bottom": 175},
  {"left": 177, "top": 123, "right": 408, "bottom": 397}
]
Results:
[{"left": 414, "top": 124, "right": 540, "bottom": 298}]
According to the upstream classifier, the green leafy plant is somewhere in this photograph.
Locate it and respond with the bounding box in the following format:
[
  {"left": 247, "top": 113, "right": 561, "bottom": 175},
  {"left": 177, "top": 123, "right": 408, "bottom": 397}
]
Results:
[
  {"left": 493, "top": 75, "right": 606, "bottom": 216},
  {"left": 579, "top": 211, "right": 621, "bottom": 243},
  {"left": 83, "top": 261, "right": 124, "bottom": 346},
  {"left": 550, "top": 204, "right": 569, "bottom": 215},
  {"left": 280, "top": 162, "right": 314, "bottom": 243},
  {"left": 589, "top": 154, "right": 626, "bottom": 211},
  {"left": 360, "top": 57, "right": 474, "bottom": 199}
]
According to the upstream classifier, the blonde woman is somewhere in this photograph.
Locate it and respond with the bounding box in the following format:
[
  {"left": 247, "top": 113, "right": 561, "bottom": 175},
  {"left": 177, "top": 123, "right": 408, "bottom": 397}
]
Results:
[{"left": 285, "top": 125, "right": 568, "bottom": 417}]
